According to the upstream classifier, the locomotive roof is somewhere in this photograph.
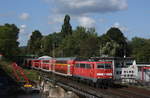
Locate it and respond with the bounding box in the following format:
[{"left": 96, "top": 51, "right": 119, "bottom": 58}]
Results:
[
  {"left": 90, "top": 57, "right": 134, "bottom": 61},
  {"left": 55, "top": 57, "right": 77, "bottom": 61}
]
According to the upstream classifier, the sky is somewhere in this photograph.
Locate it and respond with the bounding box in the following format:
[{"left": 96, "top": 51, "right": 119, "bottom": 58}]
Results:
[{"left": 0, "top": 0, "right": 150, "bottom": 46}]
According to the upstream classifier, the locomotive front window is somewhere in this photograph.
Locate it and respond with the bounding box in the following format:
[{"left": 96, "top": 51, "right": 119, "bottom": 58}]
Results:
[
  {"left": 97, "top": 64, "right": 105, "bottom": 69},
  {"left": 105, "top": 64, "right": 112, "bottom": 69},
  {"left": 97, "top": 63, "right": 111, "bottom": 69}
]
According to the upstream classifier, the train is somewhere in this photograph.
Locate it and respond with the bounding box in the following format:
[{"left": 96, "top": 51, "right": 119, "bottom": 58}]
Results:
[{"left": 24, "top": 56, "right": 113, "bottom": 87}]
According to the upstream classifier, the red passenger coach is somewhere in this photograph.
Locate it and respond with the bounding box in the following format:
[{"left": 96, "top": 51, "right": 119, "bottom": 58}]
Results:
[
  {"left": 73, "top": 60, "right": 113, "bottom": 86},
  {"left": 54, "top": 57, "right": 76, "bottom": 76},
  {"left": 40, "top": 58, "right": 54, "bottom": 71},
  {"left": 40, "top": 60, "right": 51, "bottom": 71},
  {"left": 31, "top": 59, "right": 41, "bottom": 69}
]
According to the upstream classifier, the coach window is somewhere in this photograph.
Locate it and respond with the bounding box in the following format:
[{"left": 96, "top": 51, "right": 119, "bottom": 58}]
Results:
[
  {"left": 43, "top": 60, "right": 49, "bottom": 63},
  {"left": 80, "top": 63, "right": 85, "bottom": 68},
  {"left": 86, "top": 64, "right": 91, "bottom": 69}
]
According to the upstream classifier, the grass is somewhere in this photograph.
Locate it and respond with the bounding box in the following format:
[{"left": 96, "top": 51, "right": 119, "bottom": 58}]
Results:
[{"left": 23, "top": 68, "right": 39, "bottom": 81}]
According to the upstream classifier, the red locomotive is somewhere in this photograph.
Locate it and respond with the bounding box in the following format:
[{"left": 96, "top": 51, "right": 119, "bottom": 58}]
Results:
[
  {"left": 28, "top": 57, "right": 113, "bottom": 87},
  {"left": 73, "top": 60, "right": 113, "bottom": 86}
]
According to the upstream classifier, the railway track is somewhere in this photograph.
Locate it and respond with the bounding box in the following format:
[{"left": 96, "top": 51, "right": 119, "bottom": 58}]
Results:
[{"left": 37, "top": 69, "right": 150, "bottom": 98}]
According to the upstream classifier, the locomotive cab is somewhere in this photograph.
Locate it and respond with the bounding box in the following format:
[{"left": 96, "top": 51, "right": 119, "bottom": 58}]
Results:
[
  {"left": 94, "top": 61, "right": 113, "bottom": 86},
  {"left": 96, "top": 62, "right": 112, "bottom": 79}
]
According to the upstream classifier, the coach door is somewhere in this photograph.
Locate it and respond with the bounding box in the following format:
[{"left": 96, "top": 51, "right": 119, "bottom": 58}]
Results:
[{"left": 79, "top": 63, "right": 85, "bottom": 76}]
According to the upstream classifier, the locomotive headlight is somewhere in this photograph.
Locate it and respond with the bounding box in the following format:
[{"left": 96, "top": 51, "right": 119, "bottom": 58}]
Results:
[
  {"left": 106, "top": 73, "right": 112, "bottom": 75},
  {"left": 97, "top": 73, "right": 104, "bottom": 76}
]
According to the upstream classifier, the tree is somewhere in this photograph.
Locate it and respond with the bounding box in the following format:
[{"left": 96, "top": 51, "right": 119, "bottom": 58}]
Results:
[
  {"left": 100, "top": 40, "right": 120, "bottom": 56},
  {"left": 61, "top": 14, "right": 72, "bottom": 38},
  {"left": 79, "top": 28, "right": 99, "bottom": 57},
  {"left": 27, "top": 30, "right": 42, "bottom": 55},
  {"left": 0, "top": 24, "right": 19, "bottom": 58},
  {"left": 99, "top": 27, "right": 128, "bottom": 57},
  {"left": 40, "top": 36, "right": 52, "bottom": 55},
  {"left": 130, "top": 37, "right": 150, "bottom": 62}
]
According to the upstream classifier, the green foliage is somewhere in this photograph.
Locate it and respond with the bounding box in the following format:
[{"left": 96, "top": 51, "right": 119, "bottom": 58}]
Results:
[
  {"left": 27, "top": 30, "right": 42, "bottom": 55},
  {"left": 0, "top": 24, "right": 19, "bottom": 58},
  {"left": 130, "top": 37, "right": 150, "bottom": 62},
  {"left": 61, "top": 14, "right": 72, "bottom": 38},
  {"left": 58, "top": 26, "right": 99, "bottom": 57},
  {"left": 19, "top": 46, "right": 28, "bottom": 55},
  {"left": 40, "top": 36, "right": 52, "bottom": 55}
]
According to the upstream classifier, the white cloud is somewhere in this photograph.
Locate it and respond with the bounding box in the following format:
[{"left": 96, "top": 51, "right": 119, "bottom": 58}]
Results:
[
  {"left": 78, "top": 16, "right": 95, "bottom": 27},
  {"left": 53, "top": 0, "right": 128, "bottom": 15},
  {"left": 20, "top": 24, "right": 27, "bottom": 29},
  {"left": 48, "top": 15, "right": 64, "bottom": 24},
  {"left": 19, "top": 24, "right": 27, "bottom": 33},
  {"left": 19, "top": 13, "right": 29, "bottom": 20}
]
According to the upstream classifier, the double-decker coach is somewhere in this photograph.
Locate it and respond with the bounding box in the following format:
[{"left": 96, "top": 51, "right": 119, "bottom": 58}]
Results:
[
  {"left": 32, "top": 59, "right": 41, "bottom": 69},
  {"left": 54, "top": 57, "right": 76, "bottom": 76},
  {"left": 39, "top": 56, "right": 53, "bottom": 71}
]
